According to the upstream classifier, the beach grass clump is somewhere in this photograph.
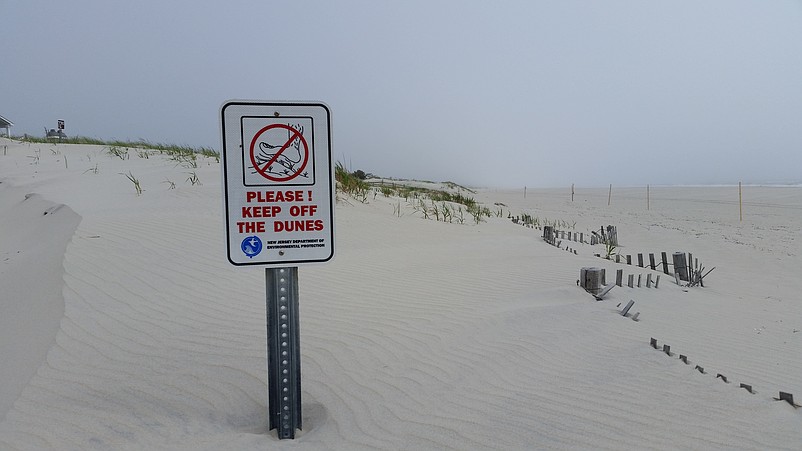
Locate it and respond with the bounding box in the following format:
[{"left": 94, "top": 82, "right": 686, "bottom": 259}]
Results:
[
  {"left": 456, "top": 206, "right": 465, "bottom": 224},
  {"left": 186, "top": 171, "right": 202, "bottom": 186},
  {"left": 604, "top": 242, "right": 618, "bottom": 259},
  {"left": 467, "top": 204, "right": 492, "bottom": 224},
  {"left": 335, "top": 161, "right": 370, "bottom": 203},
  {"left": 429, "top": 190, "right": 478, "bottom": 210},
  {"left": 172, "top": 153, "right": 198, "bottom": 168},
  {"left": 120, "top": 171, "right": 143, "bottom": 195},
  {"left": 411, "top": 198, "right": 430, "bottom": 219},
  {"left": 107, "top": 146, "right": 129, "bottom": 160}
]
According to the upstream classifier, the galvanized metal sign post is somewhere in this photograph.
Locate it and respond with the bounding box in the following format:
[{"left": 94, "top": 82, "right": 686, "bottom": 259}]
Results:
[
  {"left": 265, "top": 267, "right": 301, "bottom": 438},
  {"left": 220, "top": 101, "right": 334, "bottom": 439}
]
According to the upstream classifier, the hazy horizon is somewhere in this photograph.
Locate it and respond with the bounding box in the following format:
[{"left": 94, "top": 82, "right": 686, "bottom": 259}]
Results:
[{"left": 3, "top": 1, "right": 801, "bottom": 188}]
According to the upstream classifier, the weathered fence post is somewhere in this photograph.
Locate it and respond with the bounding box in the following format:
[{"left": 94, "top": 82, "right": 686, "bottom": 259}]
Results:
[
  {"left": 638, "top": 254, "right": 644, "bottom": 268},
  {"left": 580, "top": 267, "right": 604, "bottom": 295},
  {"left": 543, "top": 225, "right": 554, "bottom": 243},
  {"left": 616, "top": 269, "right": 623, "bottom": 287},
  {"left": 606, "top": 225, "right": 618, "bottom": 247},
  {"left": 649, "top": 254, "right": 656, "bottom": 270},
  {"left": 621, "top": 300, "right": 634, "bottom": 316},
  {"left": 673, "top": 252, "right": 688, "bottom": 281}
]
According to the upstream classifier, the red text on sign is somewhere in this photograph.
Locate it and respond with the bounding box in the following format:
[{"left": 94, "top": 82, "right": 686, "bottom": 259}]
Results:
[
  {"left": 237, "top": 221, "right": 265, "bottom": 233},
  {"left": 274, "top": 220, "right": 324, "bottom": 232},
  {"left": 290, "top": 205, "right": 317, "bottom": 216},
  {"left": 242, "top": 206, "right": 281, "bottom": 218},
  {"left": 246, "top": 190, "right": 306, "bottom": 203}
]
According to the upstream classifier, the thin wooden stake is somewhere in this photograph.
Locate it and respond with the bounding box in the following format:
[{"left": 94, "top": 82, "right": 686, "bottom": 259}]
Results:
[{"left": 739, "top": 181, "right": 743, "bottom": 222}]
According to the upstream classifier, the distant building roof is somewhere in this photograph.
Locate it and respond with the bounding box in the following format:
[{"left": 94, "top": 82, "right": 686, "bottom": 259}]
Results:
[{"left": 0, "top": 115, "right": 13, "bottom": 128}]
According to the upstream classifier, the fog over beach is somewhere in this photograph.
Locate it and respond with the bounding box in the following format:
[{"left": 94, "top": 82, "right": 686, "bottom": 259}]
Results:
[{"left": 3, "top": 0, "right": 802, "bottom": 188}]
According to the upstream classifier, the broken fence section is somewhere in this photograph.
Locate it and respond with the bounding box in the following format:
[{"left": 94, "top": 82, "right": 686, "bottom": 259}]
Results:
[{"left": 649, "top": 338, "right": 799, "bottom": 409}]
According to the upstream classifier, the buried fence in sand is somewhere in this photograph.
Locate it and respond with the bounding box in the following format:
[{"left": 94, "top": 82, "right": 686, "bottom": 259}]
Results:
[
  {"left": 588, "top": 264, "right": 800, "bottom": 412},
  {"left": 543, "top": 219, "right": 796, "bottom": 410},
  {"left": 586, "top": 279, "right": 802, "bottom": 412},
  {"left": 647, "top": 336, "right": 801, "bottom": 410},
  {"left": 528, "top": 217, "right": 800, "bottom": 412}
]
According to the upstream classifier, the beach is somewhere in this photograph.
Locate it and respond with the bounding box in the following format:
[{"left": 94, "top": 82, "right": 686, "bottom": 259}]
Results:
[{"left": 1, "top": 137, "right": 800, "bottom": 450}]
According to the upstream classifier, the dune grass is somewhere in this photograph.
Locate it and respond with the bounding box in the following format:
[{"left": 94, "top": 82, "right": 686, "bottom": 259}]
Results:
[
  {"left": 12, "top": 135, "right": 219, "bottom": 159},
  {"left": 120, "top": 171, "right": 143, "bottom": 195},
  {"left": 337, "top": 168, "right": 498, "bottom": 225},
  {"left": 335, "top": 161, "right": 370, "bottom": 202}
]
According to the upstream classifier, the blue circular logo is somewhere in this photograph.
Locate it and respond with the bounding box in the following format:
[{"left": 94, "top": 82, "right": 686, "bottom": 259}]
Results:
[{"left": 241, "top": 236, "right": 263, "bottom": 258}]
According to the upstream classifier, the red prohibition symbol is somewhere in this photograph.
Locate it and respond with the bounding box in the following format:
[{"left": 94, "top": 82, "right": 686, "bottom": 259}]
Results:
[{"left": 249, "top": 124, "right": 310, "bottom": 182}]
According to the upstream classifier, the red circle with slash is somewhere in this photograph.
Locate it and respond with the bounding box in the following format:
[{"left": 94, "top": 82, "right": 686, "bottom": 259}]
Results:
[{"left": 249, "top": 124, "right": 309, "bottom": 182}]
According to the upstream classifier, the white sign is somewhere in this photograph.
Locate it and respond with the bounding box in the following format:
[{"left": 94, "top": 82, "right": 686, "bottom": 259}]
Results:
[{"left": 220, "top": 101, "right": 335, "bottom": 266}]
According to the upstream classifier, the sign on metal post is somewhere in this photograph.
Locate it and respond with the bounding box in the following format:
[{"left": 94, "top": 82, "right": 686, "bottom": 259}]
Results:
[{"left": 220, "top": 101, "right": 334, "bottom": 440}]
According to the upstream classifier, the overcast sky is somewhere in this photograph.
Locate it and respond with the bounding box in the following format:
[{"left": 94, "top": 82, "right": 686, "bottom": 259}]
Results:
[{"left": 3, "top": 1, "right": 802, "bottom": 187}]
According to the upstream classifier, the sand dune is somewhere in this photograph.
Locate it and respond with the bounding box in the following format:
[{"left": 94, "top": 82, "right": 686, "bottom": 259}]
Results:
[
  {"left": 0, "top": 190, "right": 80, "bottom": 420},
  {"left": 1, "top": 138, "right": 800, "bottom": 450}
]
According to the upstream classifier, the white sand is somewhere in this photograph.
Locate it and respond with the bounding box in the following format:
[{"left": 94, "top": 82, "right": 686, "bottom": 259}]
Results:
[{"left": 1, "top": 137, "right": 800, "bottom": 450}]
